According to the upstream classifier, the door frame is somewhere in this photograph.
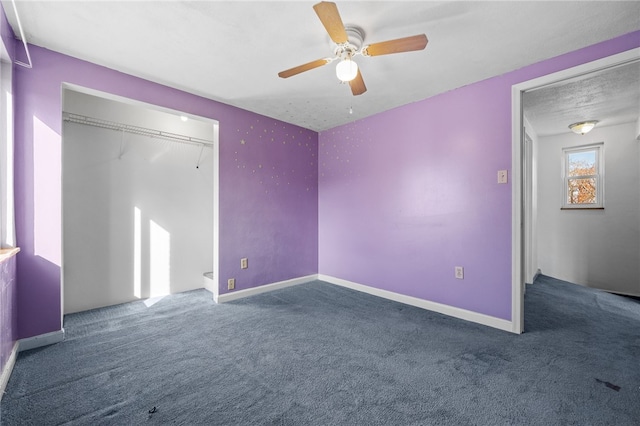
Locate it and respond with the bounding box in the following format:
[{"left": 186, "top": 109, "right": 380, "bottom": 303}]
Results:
[
  {"left": 59, "top": 83, "right": 220, "bottom": 321},
  {"left": 510, "top": 47, "right": 640, "bottom": 333}
]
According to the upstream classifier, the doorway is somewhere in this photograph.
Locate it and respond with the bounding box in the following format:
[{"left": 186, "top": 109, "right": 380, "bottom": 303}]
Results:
[
  {"left": 511, "top": 47, "right": 640, "bottom": 333},
  {"left": 61, "top": 86, "right": 220, "bottom": 314}
]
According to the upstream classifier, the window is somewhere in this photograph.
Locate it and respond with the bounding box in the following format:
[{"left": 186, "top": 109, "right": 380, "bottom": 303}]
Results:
[{"left": 562, "top": 143, "right": 604, "bottom": 209}]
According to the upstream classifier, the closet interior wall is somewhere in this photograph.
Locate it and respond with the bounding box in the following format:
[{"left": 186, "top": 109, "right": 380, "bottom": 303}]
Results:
[{"left": 62, "top": 90, "right": 214, "bottom": 314}]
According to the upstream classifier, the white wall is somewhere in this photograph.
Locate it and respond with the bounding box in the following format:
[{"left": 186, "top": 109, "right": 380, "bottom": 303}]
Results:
[
  {"left": 64, "top": 90, "right": 214, "bottom": 142},
  {"left": 523, "top": 117, "right": 539, "bottom": 284},
  {"left": 537, "top": 122, "right": 640, "bottom": 296},
  {"left": 63, "top": 93, "right": 213, "bottom": 314}
]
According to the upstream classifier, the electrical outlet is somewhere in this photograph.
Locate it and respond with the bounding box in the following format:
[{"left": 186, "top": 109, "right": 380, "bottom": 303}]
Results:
[
  {"left": 241, "top": 258, "right": 248, "bottom": 269},
  {"left": 227, "top": 278, "right": 235, "bottom": 290},
  {"left": 455, "top": 266, "right": 464, "bottom": 280},
  {"left": 497, "top": 170, "right": 508, "bottom": 184}
]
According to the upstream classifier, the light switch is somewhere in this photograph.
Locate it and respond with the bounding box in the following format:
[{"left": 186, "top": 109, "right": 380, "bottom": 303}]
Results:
[{"left": 498, "top": 170, "right": 508, "bottom": 184}]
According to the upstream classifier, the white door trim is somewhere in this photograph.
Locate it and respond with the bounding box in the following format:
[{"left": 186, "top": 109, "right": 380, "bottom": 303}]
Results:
[
  {"left": 60, "top": 83, "right": 220, "bottom": 319},
  {"left": 511, "top": 47, "right": 640, "bottom": 334}
]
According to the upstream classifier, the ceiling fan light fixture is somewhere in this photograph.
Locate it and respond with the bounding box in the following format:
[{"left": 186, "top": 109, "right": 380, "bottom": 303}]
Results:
[
  {"left": 569, "top": 120, "right": 598, "bottom": 135},
  {"left": 336, "top": 58, "right": 358, "bottom": 82},
  {"left": 278, "top": 2, "right": 427, "bottom": 96}
]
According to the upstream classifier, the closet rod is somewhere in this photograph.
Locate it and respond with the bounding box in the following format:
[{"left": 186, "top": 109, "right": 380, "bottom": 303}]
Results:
[{"left": 63, "top": 112, "right": 214, "bottom": 147}]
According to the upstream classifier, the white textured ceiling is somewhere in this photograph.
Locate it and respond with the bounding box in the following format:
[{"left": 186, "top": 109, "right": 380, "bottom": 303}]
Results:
[
  {"left": 2, "top": 1, "right": 640, "bottom": 131},
  {"left": 524, "top": 60, "right": 640, "bottom": 137}
]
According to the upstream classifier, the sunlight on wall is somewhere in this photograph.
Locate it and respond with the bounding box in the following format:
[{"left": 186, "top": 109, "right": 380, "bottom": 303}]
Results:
[
  {"left": 133, "top": 207, "right": 142, "bottom": 299},
  {"left": 34, "top": 116, "right": 61, "bottom": 265},
  {"left": 149, "top": 219, "right": 170, "bottom": 298}
]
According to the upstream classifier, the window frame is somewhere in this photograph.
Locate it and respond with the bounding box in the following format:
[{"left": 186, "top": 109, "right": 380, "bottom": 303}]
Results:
[
  {"left": 0, "top": 54, "right": 15, "bottom": 248},
  {"left": 561, "top": 142, "right": 604, "bottom": 210}
]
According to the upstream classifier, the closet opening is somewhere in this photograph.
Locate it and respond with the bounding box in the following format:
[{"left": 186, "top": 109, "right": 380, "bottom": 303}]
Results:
[{"left": 61, "top": 86, "right": 219, "bottom": 314}]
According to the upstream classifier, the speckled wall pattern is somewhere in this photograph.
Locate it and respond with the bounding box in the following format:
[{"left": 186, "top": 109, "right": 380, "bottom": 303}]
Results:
[
  {"left": 233, "top": 120, "right": 317, "bottom": 195},
  {"left": 14, "top": 45, "right": 318, "bottom": 338}
]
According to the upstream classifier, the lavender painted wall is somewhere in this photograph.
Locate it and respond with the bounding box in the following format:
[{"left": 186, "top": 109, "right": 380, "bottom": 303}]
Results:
[
  {"left": 0, "top": 254, "right": 18, "bottom": 376},
  {"left": 15, "top": 45, "right": 318, "bottom": 339},
  {"left": 319, "top": 31, "right": 640, "bottom": 321},
  {"left": 0, "top": 3, "right": 17, "bottom": 381}
]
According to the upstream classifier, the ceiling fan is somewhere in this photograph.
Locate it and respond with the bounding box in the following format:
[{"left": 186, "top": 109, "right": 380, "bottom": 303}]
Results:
[{"left": 278, "top": 1, "right": 428, "bottom": 96}]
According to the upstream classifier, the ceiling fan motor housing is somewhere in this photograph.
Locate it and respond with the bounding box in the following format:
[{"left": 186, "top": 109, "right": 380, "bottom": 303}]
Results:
[
  {"left": 278, "top": 2, "right": 427, "bottom": 97},
  {"left": 333, "top": 25, "right": 365, "bottom": 58}
]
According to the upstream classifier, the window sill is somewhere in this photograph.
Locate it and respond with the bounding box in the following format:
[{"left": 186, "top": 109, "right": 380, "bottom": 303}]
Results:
[
  {"left": 0, "top": 247, "right": 20, "bottom": 263},
  {"left": 560, "top": 207, "right": 604, "bottom": 210}
]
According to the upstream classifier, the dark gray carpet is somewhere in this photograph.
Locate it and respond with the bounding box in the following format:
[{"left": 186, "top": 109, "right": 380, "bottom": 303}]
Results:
[{"left": 1, "top": 276, "right": 639, "bottom": 425}]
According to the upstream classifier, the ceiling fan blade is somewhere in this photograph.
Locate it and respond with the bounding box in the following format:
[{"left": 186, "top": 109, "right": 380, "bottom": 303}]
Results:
[
  {"left": 349, "top": 69, "right": 366, "bottom": 96},
  {"left": 313, "top": 1, "right": 348, "bottom": 44},
  {"left": 278, "top": 58, "right": 331, "bottom": 78},
  {"left": 363, "top": 34, "right": 428, "bottom": 57}
]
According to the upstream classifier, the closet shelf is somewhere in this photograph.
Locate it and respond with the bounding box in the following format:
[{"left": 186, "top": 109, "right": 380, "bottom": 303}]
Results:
[{"left": 63, "top": 112, "right": 213, "bottom": 147}]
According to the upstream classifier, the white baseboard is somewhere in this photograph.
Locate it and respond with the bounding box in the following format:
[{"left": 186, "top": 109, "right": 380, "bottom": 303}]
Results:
[
  {"left": 215, "top": 274, "right": 318, "bottom": 303},
  {"left": 318, "top": 274, "right": 515, "bottom": 333},
  {"left": 602, "top": 288, "right": 640, "bottom": 298},
  {"left": 18, "top": 329, "right": 65, "bottom": 352},
  {"left": 203, "top": 273, "right": 215, "bottom": 293},
  {"left": 528, "top": 268, "right": 542, "bottom": 285},
  {"left": 0, "top": 342, "right": 19, "bottom": 401}
]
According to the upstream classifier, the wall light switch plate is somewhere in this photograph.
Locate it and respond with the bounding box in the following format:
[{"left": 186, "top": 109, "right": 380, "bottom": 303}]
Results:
[
  {"left": 241, "top": 258, "right": 248, "bottom": 269},
  {"left": 498, "top": 170, "right": 508, "bottom": 184}
]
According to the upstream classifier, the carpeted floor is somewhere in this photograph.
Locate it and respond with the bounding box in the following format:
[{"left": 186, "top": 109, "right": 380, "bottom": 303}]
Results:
[{"left": 1, "top": 275, "right": 639, "bottom": 425}]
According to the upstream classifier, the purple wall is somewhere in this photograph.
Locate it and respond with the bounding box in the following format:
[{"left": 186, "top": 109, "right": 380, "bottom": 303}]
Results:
[
  {"left": 0, "top": 3, "right": 17, "bottom": 379},
  {"left": 319, "top": 30, "right": 640, "bottom": 321},
  {"left": 15, "top": 45, "right": 318, "bottom": 339},
  {"left": 0, "top": 254, "right": 18, "bottom": 375},
  {"left": 9, "top": 23, "right": 640, "bottom": 339}
]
